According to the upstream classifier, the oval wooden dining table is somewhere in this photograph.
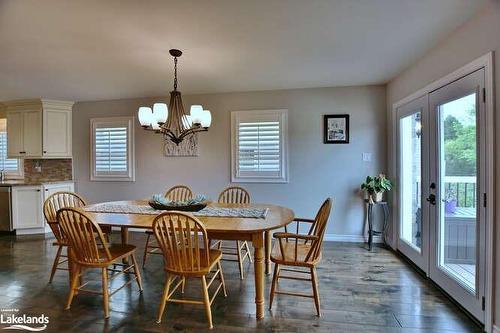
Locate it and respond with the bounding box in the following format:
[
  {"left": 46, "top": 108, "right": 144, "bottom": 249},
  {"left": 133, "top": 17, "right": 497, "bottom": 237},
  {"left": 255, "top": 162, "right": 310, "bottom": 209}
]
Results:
[{"left": 83, "top": 200, "right": 295, "bottom": 319}]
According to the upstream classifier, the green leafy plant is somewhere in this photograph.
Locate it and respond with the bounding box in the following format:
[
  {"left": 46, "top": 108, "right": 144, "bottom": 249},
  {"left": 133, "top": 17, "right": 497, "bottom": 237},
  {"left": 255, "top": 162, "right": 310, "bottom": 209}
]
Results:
[
  {"left": 443, "top": 111, "right": 476, "bottom": 176},
  {"left": 360, "top": 174, "right": 393, "bottom": 194}
]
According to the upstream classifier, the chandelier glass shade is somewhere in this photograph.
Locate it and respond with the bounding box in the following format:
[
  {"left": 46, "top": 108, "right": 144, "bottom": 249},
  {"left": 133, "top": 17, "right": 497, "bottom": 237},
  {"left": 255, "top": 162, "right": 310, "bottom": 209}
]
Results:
[{"left": 138, "top": 49, "right": 211, "bottom": 145}]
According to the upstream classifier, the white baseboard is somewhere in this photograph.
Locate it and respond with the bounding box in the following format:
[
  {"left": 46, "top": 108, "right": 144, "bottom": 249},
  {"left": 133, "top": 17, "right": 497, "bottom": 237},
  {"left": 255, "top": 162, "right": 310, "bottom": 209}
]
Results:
[
  {"left": 126, "top": 227, "right": 147, "bottom": 233},
  {"left": 15, "top": 227, "right": 47, "bottom": 236},
  {"left": 323, "top": 233, "right": 382, "bottom": 243},
  {"left": 492, "top": 325, "right": 500, "bottom": 333}
]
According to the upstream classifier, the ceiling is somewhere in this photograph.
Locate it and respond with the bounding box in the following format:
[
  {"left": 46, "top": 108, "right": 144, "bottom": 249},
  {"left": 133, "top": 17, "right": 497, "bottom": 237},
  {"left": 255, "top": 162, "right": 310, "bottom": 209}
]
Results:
[{"left": 0, "top": 0, "right": 486, "bottom": 102}]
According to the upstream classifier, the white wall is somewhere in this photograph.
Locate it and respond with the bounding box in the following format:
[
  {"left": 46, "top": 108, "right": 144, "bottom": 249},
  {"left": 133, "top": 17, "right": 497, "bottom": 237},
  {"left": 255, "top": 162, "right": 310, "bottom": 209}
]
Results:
[
  {"left": 386, "top": 0, "right": 499, "bottom": 327},
  {"left": 73, "top": 85, "right": 387, "bottom": 238}
]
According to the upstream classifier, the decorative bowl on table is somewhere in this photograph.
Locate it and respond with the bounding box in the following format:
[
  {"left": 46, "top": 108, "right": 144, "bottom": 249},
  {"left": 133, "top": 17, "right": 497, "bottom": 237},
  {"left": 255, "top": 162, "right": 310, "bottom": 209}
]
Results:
[{"left": 148, "top": 194, "right": 208, "bottom": 212}]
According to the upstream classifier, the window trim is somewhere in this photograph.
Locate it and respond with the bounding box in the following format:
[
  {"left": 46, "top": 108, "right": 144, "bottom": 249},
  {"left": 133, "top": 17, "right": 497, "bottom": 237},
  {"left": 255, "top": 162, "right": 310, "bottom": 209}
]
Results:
[
  {"left": 231, "top": 109, "right": 289, "bottom": 183},
  {"left": 90, "top": 117, "right": 135, "bottom": 182},
  {"left": 0, "top": 119, "right": 23, "bottom": 179}
]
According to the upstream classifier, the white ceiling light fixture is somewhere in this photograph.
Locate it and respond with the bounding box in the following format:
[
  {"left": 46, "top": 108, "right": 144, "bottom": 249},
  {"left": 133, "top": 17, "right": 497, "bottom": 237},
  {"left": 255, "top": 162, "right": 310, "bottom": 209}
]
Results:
[{"left": 138, "top": 49, "right": 211, "bottom": 145}]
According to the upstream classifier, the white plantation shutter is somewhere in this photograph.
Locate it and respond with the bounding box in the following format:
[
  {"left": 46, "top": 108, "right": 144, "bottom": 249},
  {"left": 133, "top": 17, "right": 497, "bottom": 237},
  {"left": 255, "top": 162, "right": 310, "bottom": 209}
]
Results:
[
  {"left": 95, "top": 127, "right": 128, "bottom": 172},
  {"left": 238, "top": 121, "right": 281, "bottom": 173},
  {"left": 0, "top": 132, "right": 19, "bottom": 172},
  {"left": 91, "top": 117, "right": 135, "bottom": 181},
  {"left": 232, "top": 110, "right": 288, "bottom": 183},
  {"left": 0, "top": 119, "right": 22, "bottom": 177}
]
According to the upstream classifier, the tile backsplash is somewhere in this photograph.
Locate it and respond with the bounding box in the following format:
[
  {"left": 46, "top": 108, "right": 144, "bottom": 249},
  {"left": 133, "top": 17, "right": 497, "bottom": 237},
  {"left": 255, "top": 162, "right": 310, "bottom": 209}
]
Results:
[{"left": 24, "top": 159, "right": 73, "bottom": 182}]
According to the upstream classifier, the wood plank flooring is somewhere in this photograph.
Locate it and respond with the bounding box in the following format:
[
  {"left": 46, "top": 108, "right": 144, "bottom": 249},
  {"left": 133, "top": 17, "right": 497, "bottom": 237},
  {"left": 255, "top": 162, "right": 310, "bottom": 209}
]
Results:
[{"left": 0, "top": 232, "right": 483, "bottom": 332}]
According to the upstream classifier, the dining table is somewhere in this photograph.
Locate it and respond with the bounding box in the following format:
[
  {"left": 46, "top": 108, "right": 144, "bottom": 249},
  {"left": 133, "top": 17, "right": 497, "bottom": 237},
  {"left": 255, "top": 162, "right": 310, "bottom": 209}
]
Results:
[{"left": 82, "top": 200, "right": 295, "bottom": 319}]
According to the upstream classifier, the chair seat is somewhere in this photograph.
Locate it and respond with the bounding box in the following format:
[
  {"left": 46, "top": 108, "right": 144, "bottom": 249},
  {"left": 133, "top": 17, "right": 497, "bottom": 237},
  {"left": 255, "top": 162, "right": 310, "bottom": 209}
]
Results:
[
  {"left": 165, "top": 249, "right": 222, "bottom": 276},
  {"left": 145, "top": 230, "right": 154, "bottom": 235},
  {"left": 53, "top": 240, "right": 68, "bottom": 246},
  {"left": 101, "top": 244, "right": 137, "bottom": 261},
  {"left": 73, "top": 244, "right": 137, "bottom": 267},
  {"left": 270, "top": 241, "right": 320, "bottom": 267}
]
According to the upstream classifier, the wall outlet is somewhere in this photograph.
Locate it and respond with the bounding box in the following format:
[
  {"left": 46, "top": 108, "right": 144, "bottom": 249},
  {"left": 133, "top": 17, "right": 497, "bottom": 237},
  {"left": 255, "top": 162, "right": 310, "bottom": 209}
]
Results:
[{"left": 362, "top": 153, "right": 372, "bottom": 162}]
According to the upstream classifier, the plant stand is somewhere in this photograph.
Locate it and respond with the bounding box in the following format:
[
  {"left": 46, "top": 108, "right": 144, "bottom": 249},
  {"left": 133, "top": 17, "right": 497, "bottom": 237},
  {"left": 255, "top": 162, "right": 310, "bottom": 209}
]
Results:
[{"left": 364, "top": 199, "right": 389, "bottom": 251}]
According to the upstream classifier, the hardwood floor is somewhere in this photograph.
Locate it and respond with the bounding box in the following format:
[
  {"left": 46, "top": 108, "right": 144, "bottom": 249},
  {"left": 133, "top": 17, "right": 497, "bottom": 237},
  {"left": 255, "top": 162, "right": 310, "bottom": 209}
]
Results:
[{"left": 0, "top": 232, "right": 482, "bottom": 332}]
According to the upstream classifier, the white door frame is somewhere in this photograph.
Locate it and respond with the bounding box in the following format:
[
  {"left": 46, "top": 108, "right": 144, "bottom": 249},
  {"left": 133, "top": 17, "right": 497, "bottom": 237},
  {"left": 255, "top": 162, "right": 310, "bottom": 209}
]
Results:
[{"left": 391, "top": 52, "right": 494, "bottom": 333}]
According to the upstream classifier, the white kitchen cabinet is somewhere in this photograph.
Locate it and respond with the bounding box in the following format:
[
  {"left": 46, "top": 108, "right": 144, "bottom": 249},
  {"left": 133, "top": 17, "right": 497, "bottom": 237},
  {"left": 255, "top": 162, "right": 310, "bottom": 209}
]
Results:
[
  {"left": 43, "top": 182, "right": 75, "bottom": 199},
  {"left": 11, "top": 186, "right": 44, "bottom": 230},
  {"left": 43, "top": 105, "right": 72, "bottom": 157},
  {"left": 6, "top": 111, "right": 24, "bottom": 157},
  {"left": 5, "top": 99, "right": 73, "bottom": 158},
  {"left": 11, "top": 182, "right": 75, "bottom": 234},
  {"left": 22, "top": 110, "right": 43, "bottom": 157}
]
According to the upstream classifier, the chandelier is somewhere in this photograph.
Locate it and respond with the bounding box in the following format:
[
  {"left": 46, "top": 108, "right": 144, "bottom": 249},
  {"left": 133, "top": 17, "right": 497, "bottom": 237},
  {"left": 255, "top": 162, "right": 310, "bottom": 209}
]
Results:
[{"left": 137, "top": 49, "right": 211, "bottom": 145}]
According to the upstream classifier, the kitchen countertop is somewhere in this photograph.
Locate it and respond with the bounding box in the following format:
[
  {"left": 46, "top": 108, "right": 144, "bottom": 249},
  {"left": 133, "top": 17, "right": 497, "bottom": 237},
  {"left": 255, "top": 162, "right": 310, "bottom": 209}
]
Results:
[{"left": 0, "top": 180, "right": 75, "bottom": 187}]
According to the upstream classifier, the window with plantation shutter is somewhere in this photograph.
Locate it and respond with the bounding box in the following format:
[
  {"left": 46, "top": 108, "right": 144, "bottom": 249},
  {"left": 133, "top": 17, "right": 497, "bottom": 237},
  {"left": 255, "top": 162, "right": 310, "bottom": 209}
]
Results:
[
  {"left": 90, "top": 117, "right": 135, "bottom": 181},
  {"left": 231, "top": 110, "right": 288, "bottom": 183},
  {"left": 0, "top": 119, "right": 23, "bottom": 178}
]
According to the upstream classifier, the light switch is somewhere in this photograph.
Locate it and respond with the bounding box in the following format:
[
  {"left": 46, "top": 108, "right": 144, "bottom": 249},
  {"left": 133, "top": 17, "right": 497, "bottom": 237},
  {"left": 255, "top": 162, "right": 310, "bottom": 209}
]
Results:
[{"left": 362, "top": 153, "right": 372, "bottom": 162}]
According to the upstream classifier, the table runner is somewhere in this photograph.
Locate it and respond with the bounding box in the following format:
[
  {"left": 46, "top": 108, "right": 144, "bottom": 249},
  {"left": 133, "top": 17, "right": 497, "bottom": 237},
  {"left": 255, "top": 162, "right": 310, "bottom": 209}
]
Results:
[{"left": 84, "top": 203, "right": 268, "bottom": 219}]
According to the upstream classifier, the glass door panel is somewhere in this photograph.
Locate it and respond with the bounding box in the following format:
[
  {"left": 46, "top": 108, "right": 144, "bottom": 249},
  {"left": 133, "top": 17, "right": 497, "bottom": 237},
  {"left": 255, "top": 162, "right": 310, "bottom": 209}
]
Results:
[
  {"left": 438, "top": 93, "right": 477, "bottom": 292},
  {"left": 396, "top": 94, "right": 429, "bottom": 272},
  {"left": 399, "top": 112, "right": 422, "bottom": 251}
]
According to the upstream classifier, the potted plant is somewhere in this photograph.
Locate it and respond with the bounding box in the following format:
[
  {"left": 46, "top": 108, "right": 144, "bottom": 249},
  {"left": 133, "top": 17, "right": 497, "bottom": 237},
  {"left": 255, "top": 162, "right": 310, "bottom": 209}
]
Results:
[
  {"left": 444, "top": 188, "right": 458, "bottom": 214},
  {"left": 361, "top": 174, "right": 393, "bottom": 203}
]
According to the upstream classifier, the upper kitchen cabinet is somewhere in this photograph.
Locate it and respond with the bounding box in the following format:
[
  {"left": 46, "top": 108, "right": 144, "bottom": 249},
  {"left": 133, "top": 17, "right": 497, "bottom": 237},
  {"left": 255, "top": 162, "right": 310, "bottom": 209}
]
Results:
[
  {"left": 42, "top": 100, "right": 73, "bottom": 157},
  {"left": 4, "top": 99, "right": 73, "bottom": 158}
]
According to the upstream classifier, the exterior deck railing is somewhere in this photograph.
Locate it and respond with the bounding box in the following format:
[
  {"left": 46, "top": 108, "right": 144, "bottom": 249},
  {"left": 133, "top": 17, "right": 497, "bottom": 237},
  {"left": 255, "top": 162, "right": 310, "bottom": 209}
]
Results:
[
  {"left": 413, "top": 176, "right": 477, "bottom": 264},
  {"left": 444, "top": 176, "right": 477, "bottom": 208},
  {"left": 416, "top": 176, "right": 477, "bottom": 208}
]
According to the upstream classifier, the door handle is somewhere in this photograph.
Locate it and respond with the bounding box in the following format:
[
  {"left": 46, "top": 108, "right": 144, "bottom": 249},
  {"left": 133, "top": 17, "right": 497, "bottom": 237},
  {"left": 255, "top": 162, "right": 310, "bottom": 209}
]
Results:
[{"left": 426, "top": 194, "right": 436, "bottom": 205}]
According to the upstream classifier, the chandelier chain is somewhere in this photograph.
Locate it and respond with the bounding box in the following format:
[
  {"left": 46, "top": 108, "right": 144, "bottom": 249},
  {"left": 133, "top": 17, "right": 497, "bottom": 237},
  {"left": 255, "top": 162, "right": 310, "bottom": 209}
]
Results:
[{"left": 173, "top": 57, "right": 178, "bottom": 91}]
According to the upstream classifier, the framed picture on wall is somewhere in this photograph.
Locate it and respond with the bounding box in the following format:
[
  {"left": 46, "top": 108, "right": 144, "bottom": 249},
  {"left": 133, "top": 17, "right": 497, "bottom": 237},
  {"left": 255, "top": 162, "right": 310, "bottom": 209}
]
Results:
[{"left": 323, "top": 114, "right": 349, "bottom": 144}]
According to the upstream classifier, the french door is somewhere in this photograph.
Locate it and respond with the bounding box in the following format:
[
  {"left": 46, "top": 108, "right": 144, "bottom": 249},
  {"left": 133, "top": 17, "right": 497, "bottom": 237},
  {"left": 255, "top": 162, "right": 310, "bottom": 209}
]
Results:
[{"left": 397, "top": 69, "right": 486, "bottom": 322}]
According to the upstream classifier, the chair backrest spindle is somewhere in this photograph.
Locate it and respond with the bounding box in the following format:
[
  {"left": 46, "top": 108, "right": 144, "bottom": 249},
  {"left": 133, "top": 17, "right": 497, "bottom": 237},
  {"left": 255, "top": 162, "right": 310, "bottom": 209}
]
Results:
[
  {"left": 153, "top": 212, "right": 210, "bottom": 273},
  {"left": 218, "top": 186, "right": 250, "bottom": 204},
  {"left": 43, "top": 191, "right": 87, "bottom": 243},
  {"left": 165, "top": 185, "right": 193, "bottom": 202},
  {"left": 57, "top": 208, "right": 111, "bottom": 265},
  {"left": 305, "top": 198, "right": 332, "bottom": 262}
]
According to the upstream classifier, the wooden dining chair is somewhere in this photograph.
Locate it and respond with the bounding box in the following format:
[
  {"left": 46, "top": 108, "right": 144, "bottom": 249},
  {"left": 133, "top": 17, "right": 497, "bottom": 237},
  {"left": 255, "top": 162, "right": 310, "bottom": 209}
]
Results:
[
  {"left": 269, "top": 198, "right": 332, "bottom": 317},
  {"left": 57, "top": 207, "right": 143, "bottom": 319},
  {"left": 43, "top": 191, "right": 112, "bottom": 283},
  {"left": 153, "top": 211, "right": 226, "bottom": 329},
  {"left": 163, "top": 185, "right": 194, "bottom": 201},
  {"left": 142, "top": 185, "right": 194, "bottom": 268},
  {"left": 212, "top": 186, "right": 252, "bottom": 279}
]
